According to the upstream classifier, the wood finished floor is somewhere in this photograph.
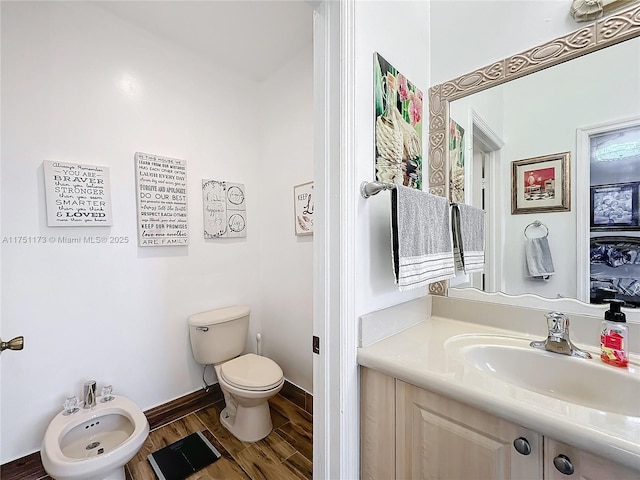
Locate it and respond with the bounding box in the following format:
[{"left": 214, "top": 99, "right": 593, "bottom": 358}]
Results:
[{"left": 126, "top": 394, "right": 312, "bottom": 480}]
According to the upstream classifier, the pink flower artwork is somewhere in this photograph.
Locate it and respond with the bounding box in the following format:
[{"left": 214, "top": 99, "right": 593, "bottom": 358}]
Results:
[
  {"left": 398, "top": 74, "right": 409, "bottom": 101},
  {"left": 409, "top": 92, "right": 422, "bottom": 125}
]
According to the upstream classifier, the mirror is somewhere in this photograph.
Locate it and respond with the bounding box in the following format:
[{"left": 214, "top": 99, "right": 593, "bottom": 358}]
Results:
[{"left": 427, "top": 4, "right": 640, "bottom": 315}]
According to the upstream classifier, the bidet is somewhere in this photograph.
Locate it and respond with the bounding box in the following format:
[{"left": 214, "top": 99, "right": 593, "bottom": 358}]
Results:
[{"left": 41, "top": 394, "right": 149, "bottom": 480}]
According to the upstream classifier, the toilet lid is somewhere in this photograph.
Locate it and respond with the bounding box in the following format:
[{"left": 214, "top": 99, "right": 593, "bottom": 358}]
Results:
[{"left": 220, "top": 353, "right": 283, "bottom": 391}]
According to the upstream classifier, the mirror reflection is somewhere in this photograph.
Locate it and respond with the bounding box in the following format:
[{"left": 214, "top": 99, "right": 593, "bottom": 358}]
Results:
[{"left": 447, "top": 36, "right": 640, "bottom": 306}]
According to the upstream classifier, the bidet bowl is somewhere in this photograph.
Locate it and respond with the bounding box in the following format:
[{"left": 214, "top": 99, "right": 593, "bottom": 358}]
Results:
[{"left": 41, "top": 395, "right": 149, "bottom": 480}]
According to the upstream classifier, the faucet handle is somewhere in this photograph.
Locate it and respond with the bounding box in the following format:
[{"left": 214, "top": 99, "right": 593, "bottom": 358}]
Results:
[
  {"left": 63, "top": 396, "right": 79, "bottom": 416},
  {"left": 545, "top": 311, "right": 569, "bottom": 334}
]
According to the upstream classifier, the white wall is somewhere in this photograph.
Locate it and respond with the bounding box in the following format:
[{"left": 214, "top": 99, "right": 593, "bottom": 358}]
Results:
[
  {"left": 0, "top": 1, "right": 313, "bottom": 463},
  {"left": 258, "top": 46, "right": 314, "bottom": 393},
  {"left": 354, "top": 1, "right": 432, "bottom": 319},
  {"left": 430, "top": 0, "right": 578, "bottom": 85}
]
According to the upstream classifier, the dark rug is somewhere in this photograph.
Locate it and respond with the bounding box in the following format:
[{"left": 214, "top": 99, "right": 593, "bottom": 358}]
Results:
[{"left": 147, "top": 431, "right": 221, "bottom": 480}]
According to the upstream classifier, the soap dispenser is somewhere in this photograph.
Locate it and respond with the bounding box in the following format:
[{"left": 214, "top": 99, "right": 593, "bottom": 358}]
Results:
[{"left": 600, "top": 299, "right": 628, "bottom": 368}]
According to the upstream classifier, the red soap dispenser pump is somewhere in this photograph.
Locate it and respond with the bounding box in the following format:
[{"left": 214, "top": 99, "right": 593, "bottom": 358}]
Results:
[{"left": 600, "top": 299, "right": 628, "bottom": 368}]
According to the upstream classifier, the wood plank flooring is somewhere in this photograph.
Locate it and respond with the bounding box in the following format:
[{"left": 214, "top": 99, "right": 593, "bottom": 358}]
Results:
[{"left": 126, "top": 394, "right": 312, "bottom": 480}]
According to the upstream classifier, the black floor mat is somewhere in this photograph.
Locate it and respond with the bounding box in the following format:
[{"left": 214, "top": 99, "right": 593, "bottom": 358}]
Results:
[{"left": 147, "top": 431, "right": 221, "bottom": 480}]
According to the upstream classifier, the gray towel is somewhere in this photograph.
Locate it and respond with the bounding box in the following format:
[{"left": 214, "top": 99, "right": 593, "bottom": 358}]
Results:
[
  {"left": 391, "top": 185, "right": 455, "bottom": 291},
  {"left": 451, "top": 203, "right": 485, "bottom": 273},
  {"left": 525, "top": 237, "right": 555, "bottom": 280}
]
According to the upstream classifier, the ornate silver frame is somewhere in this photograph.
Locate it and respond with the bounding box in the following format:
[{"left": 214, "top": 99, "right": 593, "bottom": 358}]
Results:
[{"left": 427, "top": 3, "right": 640, "bottom": 295}]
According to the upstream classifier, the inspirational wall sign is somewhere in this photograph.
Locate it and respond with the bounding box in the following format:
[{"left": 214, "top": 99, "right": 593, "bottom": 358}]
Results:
[
  {"left": 43, "top": 160, "right": 113, "bottom": 226},
  {"left": 202, "top": 180, "right": 247, "bottom": 238},
  {"left": 135, "top": 152, "right": 189, "bottom": 246}
]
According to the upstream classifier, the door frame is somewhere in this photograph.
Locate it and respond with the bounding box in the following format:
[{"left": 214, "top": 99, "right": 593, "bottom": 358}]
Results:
[{"left": 312, "top": 1, "right": 358, "bottom": 479}]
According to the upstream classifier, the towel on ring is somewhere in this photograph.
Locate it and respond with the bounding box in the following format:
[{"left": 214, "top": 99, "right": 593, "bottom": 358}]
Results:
[
  {"left": 391, "top": 185, "right": 455, "bottom": 291},
  {"left": 451, "top": 203, "right": 485, "bottom": 273},
  {"left": 525, "top": 237, "right": 555, "bottom": 280}
]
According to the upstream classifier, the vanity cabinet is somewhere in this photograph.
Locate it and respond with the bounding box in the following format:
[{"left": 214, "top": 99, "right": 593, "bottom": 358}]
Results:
[
  {"left": 395, "top": 378, "right": 542, "bottom": 479},
  {"left": 360, "top": 367, "right": 638, "bottom": 480}
]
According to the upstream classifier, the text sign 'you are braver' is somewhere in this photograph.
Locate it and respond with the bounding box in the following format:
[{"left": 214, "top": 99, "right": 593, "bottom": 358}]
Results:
[
  {"left": 43, "top": 160, "right": 113, "bottom": 226},
  {"left": 135, "top": 152, "right": 188, "bottom": 246}
]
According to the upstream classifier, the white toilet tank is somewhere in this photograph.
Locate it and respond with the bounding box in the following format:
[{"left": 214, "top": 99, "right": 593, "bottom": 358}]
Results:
[{"left": 188, "top": 305, "right": 250, "bottom": 365}]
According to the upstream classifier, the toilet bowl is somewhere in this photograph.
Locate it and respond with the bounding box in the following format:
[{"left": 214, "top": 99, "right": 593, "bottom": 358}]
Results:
[
  {"left": 214, "top": 353, "right": 284, "bottom": 442},
  {"left": 41, "top": 395, "right": 149, "bottom": 480},
  {"left": 188, "top": 306, "right": 285, "bottom": 442}
]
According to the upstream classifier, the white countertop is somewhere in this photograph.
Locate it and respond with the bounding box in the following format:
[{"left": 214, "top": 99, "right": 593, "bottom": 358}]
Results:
[{"left": 357, "top": 316, "right": 640, "bottom": 472}]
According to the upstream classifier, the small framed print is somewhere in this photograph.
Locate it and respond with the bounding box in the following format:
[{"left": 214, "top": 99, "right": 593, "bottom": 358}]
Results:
[
  {"left": 591, "top": 182, "right": 640, "bottom": 231},
  {"left": 511, "top": 152, "right": 570, "bottom": 215},
  {"left": 294, "top": 182, "right": 313, "bottom": 236}
]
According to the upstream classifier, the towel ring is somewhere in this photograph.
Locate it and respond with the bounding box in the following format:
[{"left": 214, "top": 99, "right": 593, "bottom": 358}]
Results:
[{"left": 524, "top": 220, "right": 549, "bottom": 239}]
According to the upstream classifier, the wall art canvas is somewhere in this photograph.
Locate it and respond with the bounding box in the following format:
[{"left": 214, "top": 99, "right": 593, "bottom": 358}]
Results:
[
  {"left": 511, "top": 152, "right": 570, "bottom": 214},
  {"left": 374, "top": 53, "right": 423, "bottom": 190},
  {"left": 294, "top": 181, "right": 313, "bottom": 236},
  {"left": 135, "top": 152, "right": 188, "bottom": 246},
  {"left": 44, "top": 160, "right": 113, "bottom": 226},
  {"left": 202, "top": 180, "right": 247, "bottom": 238},
  {"left": 449, "top": 119, "right": 465, "bottom": 203}
]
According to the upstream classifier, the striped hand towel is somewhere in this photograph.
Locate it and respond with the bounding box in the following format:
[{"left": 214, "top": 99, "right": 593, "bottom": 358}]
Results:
[
  {"left": 451, "top": 203, "right": 485, "bottom": 273},
  {"left": 391, "top": 185, "right": 455, "bottom": 291}
]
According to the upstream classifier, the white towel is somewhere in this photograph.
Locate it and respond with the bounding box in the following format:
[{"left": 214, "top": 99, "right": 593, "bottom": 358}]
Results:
[
  {"left": 525, "top": 237, "right": 555, "bottom": 280},
  {"left": 451, "top": 203, "right": 485, "bottom": 273},
  {"left": 391, "top": 185, "right": 455, "bottom": 291}
]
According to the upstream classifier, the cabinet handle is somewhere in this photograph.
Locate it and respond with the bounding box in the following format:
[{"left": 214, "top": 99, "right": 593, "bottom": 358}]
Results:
[
  {"left": 512, "top": 437, "right": 531, "bottom": 455},
  {"left": 553, "top": 454, "right": 575, "bottom": 476}
]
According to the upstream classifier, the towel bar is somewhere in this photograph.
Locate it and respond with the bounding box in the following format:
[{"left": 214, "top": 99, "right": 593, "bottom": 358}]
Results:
[
  {"left": 360, "top": 181, "right": 457, "bottom": 206},
  {"left": 360, "top": 181, "right": 396, "bottom": 198}
]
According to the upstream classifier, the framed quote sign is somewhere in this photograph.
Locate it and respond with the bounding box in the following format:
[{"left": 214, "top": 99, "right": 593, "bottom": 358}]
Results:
[
  {"left": 135, "top": 152, "right": 188, "bottom": 246},
  {"left": 294, "top": 181, "right": 313, "bottom": 236},
  {"left": 43, "top": 160, "right": 113, "bottom": 226}
]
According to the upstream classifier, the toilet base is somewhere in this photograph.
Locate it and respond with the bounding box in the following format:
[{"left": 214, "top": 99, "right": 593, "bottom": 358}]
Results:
[{"left": 220, "top": 402, "right": 273, "bottom": 442}]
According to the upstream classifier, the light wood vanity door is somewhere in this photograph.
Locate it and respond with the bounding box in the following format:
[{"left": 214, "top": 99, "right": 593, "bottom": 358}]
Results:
[
  {"left": 396, "top": 381, "right": 542, "bottom": 480},
  {"left": 544, "top": 438, "right": 640, "bottom": 480},
  {"left": 361, "top": 367, "right": 396, "bottom": 480}
]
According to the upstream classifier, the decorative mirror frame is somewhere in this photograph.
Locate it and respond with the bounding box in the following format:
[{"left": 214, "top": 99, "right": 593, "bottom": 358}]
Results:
[{"left": 427, "top": 3, "right": 640, "bottom": 296}]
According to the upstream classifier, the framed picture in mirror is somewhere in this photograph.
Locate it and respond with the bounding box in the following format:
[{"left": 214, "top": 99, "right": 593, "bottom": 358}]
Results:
[
  {"left": 511, "top": 152, "right": 571, "bottom": 215},
  {"left": 590, "top": 182, "right": 640, "bottom": 231}
]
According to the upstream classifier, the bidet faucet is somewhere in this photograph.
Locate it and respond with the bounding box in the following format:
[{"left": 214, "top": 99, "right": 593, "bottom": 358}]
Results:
[
  {"left": 83, "top": 380, "right": 97, "bottom": 409},
  {"left": 530, "top": 312, "right": 592, "bottom": 359}
]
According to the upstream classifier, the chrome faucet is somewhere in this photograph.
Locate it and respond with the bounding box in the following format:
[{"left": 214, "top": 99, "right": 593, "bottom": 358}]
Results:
[
  {"left": 530, "top": 312, "right": 592, "bottom": 359},
  {"left": 83, "top": 380, "right": 97, "bottom": 409}
]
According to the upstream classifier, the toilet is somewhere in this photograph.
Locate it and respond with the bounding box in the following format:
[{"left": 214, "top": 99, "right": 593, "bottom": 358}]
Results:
[{"left": 188, "top": 305, "right": 284, "bottom": 442}]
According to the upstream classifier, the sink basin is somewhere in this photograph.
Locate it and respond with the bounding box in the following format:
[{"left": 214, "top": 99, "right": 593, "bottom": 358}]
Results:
[{"left": 446, "top": 335, "right": 640, "bottom": 417}]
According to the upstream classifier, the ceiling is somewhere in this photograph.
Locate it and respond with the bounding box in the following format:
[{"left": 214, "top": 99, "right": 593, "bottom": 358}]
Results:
[{"left": 94, "top": 0, "right": 314, "bottom": 82}]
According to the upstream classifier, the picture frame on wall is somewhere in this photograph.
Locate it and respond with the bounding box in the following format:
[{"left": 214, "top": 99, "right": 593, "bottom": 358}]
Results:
[
  {"left": 590, "top": 182, "right": 640, "bottom": 231},
  {"left": 294, "top": 181, "right": 313, "bottom": 236},
  {"left": 373, "top": 53, "right": 423, "bottom": 190},
  {"left": 511, "top": 152, "right": 571, "bottom": 215}
]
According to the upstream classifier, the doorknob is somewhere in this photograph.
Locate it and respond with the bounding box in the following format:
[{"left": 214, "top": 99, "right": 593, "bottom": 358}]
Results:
[{"left": 0, "top": 336, "right": 24, "bottom": 352}]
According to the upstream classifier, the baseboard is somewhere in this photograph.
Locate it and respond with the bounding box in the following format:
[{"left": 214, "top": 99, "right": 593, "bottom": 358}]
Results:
[
  {"left": 279, "top": 379, "right": 313, "bottom": 415},
  {"left": 0, "top": 380, "right": 311, "bottom": 480},
  {"left": 146, "top": 384, "right": 223, "bottom": 431}
]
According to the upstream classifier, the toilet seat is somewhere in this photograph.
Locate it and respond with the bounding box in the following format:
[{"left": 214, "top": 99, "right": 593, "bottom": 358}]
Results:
[{"left": 220, "top": 353, "right": 283, "bottom": 392}]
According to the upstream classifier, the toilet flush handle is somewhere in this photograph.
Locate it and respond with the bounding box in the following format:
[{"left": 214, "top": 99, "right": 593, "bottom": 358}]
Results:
[{"left": 195, "top": 327, "right": 209, "bottom": 332}]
